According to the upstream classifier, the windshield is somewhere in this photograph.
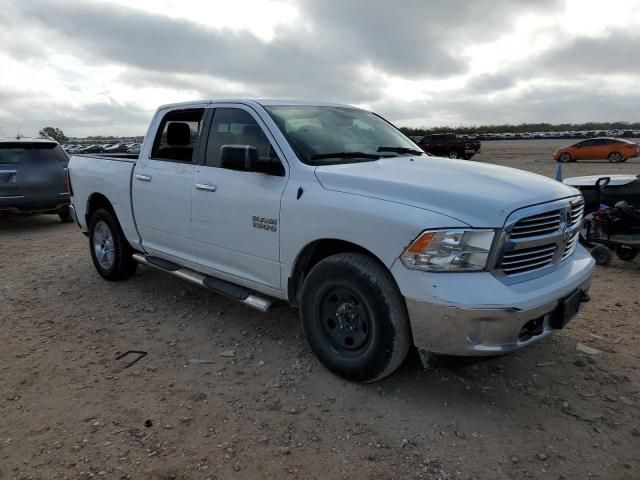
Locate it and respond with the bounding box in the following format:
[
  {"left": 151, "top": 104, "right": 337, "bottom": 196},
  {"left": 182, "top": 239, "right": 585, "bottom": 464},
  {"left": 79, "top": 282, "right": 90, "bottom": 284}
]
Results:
[
  {"left": 0, "top": 143, "right": 68, "bottom": 164},
  {"left": 265, "top": 105, "right": 423, "bottom": 165}
]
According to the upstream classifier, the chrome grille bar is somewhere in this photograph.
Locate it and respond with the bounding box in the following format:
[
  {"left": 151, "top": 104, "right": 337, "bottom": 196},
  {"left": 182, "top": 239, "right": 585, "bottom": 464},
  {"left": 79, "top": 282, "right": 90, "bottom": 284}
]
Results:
[{"left": 494, "top": 197, "right": 584, "bottom": 277}]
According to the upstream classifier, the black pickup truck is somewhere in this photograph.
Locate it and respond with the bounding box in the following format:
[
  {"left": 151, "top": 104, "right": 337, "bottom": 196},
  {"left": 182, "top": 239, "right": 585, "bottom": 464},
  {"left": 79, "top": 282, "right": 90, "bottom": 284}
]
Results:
[
  {"left": 417, "top": 133, "right": 481, "bottom": 160},
  {"left": 0, "top": 138, "right": 72, "bottom": 222}
]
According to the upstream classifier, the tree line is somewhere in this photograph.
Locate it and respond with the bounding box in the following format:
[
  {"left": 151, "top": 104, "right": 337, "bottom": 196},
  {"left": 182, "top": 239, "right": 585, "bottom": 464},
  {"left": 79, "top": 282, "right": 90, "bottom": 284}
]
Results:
[{"left": 399, "top": 121, "right": 640, "bottom": 136}]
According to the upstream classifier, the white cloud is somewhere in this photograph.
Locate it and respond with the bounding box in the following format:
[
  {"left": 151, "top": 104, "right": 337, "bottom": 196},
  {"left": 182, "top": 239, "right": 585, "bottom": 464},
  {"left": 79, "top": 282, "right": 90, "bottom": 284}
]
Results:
[{"left": 0, "top": 0, "right": 638, "bottom": 136}]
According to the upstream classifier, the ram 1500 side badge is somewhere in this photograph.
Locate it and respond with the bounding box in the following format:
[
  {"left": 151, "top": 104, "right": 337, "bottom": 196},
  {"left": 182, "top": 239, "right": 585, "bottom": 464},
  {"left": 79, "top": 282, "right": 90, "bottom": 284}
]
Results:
[{"left": 252, "top": 216, "right": 278, "bottom": 232}]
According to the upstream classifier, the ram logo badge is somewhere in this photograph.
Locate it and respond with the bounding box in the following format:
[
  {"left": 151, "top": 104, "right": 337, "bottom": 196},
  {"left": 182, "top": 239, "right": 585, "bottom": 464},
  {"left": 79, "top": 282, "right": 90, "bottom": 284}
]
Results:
[{"left": 252, "top": 216, "right": 278, "bottom": 232}]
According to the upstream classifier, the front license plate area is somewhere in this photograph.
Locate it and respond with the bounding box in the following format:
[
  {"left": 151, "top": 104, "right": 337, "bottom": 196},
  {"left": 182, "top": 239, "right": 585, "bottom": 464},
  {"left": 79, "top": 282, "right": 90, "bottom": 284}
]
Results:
[{"left": 550, "top": 289, "right": 582, "bottom": 329}]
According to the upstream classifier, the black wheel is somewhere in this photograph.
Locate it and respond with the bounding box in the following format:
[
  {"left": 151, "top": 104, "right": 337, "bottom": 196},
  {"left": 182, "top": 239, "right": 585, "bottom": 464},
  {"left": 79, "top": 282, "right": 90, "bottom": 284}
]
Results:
[
  {"left": 591, "top": 245, "right": 612, "bottom": 266},
  {"left": 558, "top": 152, "right": 572, "bottom": 163},
  {"left": 462, "top": 154, "right": 472, "bottom": 160},
  {"left": 448, "top": 150, "right": 459, "bottom": 159},
  {"left": 300, "top": 253, "right": 411, "bottom": 382},
  {"left": 616, "top": 246, "right": 637, "bottom": 262},
  {"left": 58, "top": 206, "right": 73, "bottom": 223},
  {"left": 608, "top": 151, "right": 623, "bottom": 163},
  {"left": 89, "top": 208, "right": 137, "bottom": 281}
]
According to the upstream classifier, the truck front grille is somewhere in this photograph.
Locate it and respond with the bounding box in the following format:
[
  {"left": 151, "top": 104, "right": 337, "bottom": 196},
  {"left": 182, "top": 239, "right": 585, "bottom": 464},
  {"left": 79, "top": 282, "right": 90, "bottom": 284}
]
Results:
[
  {"left": 510, "top": 210, "right": 562, "bottom": 238},
  {"left": 495, "top": 198, "right": 584, "bottom": 277},
  {"left": 500, "top": 243, "right": 557, "bottom": 275}
]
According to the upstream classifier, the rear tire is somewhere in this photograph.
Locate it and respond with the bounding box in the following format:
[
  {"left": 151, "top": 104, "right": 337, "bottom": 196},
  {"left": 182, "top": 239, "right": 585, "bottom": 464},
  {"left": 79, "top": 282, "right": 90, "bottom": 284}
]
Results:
[
  {"left": 58, "top": 206, "right": 73, "bottom": 223},
  {"left": 89, "top": 208, "right": 137, "bottom": 281},
  {"left": 616, "top": 246, "right": 637, "bottom": 262},
  {"left": 591, "top": 245, "right": 612, "bottom": 266},
  {"left": 448, "top": 150, "right": 459, "bottom": 159},
  {"left": 608, "top": 151, "right": 623, "bottom": 163},
  {"left": 300, "top": 253, "right": 411, "bottom": 382}
]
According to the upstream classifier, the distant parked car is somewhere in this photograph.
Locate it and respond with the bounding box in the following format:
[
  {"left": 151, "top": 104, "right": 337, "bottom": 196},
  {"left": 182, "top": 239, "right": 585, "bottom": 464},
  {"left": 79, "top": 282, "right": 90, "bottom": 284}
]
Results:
[
  {"left": 0, "top": 138, "right": 72, "bottom": 222},
  {"left": 79, "top": 144, "right": 104, "bottom": 154},
  {"left": 417, "top": 133, "right": 481, "bottom": 159},
  {"left": 553, "top": 137, "right": 639, "bottom": 163},
  {"left": 104, "top": 143, "right": 130, "bottom": 153},
  {"left": 127, "top": 143, "right": 141, "bottom": 154}
]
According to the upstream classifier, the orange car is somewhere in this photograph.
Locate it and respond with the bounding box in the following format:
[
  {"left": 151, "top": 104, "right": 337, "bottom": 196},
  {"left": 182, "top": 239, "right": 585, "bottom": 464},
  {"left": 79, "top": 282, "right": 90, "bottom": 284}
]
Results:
[{"left": 553, "top": 137, "right": 639, "bottom": 163}]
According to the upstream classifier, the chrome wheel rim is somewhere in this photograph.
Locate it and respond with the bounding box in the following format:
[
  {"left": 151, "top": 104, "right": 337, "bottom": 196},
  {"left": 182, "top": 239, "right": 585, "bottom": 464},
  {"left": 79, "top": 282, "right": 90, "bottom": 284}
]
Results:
[
  {"left": 93, "top": 220, "right": 115, "bottom": 270},
  {"left": 449, "top": 151, "right": 458, "bottom": 159}
]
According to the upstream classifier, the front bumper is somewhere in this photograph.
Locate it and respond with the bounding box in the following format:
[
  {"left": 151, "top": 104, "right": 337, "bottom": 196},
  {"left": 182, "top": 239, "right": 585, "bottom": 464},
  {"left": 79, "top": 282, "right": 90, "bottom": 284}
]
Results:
[{"left": 393, "top": 245, "right": 595, "bottom": 356}]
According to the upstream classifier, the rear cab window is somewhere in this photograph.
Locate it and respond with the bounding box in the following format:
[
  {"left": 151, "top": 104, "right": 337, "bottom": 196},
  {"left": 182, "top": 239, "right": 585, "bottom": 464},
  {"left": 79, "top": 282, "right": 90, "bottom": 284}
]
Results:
[
  {"left": 151, "top": 109, "right": 204, "bottom": 163},
  {"left": 0, "top": 142, "right": 68, "bottom": 164}
]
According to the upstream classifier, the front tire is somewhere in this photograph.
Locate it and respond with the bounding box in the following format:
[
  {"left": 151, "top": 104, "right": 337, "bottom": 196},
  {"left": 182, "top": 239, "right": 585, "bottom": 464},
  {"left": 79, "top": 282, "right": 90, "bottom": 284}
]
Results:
[
  {"left": 591, "top": 245, "right": 612, "bottom": 266},
  {"left": 89, "top": 208, "right": 137, "bottom": 281},
  {"left": 300, "top": 253, "right": 411, "bottom": 382},
  {"left": 608, "top": 151, "right": 623, "bottom": 163}
]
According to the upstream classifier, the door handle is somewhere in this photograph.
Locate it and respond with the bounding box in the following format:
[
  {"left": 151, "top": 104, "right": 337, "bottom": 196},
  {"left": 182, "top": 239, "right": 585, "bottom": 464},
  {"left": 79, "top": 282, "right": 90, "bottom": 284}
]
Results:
[
  {"left": 135, "top": 174, "right": 152, "bottom": 182},
  {"left": 195, "top": 183, "right": 217, "bottom": 192}
]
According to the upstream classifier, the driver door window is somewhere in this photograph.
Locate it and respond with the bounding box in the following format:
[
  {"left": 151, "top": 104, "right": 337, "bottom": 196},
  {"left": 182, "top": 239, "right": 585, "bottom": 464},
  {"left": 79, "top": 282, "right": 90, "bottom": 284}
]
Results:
[{"left": 206, "top": 108, "right": 282, "bottom": 173}]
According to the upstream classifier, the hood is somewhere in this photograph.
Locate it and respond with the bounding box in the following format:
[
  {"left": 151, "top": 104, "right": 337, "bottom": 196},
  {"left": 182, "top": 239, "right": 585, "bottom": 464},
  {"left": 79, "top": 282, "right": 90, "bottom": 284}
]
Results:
[{"left": 314, "top": 156, "right": 579, "bottom": 227}]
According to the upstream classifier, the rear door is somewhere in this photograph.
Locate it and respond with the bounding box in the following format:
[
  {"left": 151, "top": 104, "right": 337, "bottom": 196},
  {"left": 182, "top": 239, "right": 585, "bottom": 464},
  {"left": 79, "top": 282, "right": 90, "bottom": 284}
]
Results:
[
  {"left": 132, "top": 108, "right": 204, "bottom": 264},
  {"left": 574, "top": 139, "right": 594, "bottom": 160},
  {"left": 191, "top": 105, "right": 288, "bottom": 290}
]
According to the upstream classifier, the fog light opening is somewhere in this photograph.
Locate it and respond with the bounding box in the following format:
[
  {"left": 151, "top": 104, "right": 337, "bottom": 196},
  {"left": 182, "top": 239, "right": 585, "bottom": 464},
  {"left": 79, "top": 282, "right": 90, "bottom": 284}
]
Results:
[{"left": 518, "top": 317, "right": 544, "bottom": 342}]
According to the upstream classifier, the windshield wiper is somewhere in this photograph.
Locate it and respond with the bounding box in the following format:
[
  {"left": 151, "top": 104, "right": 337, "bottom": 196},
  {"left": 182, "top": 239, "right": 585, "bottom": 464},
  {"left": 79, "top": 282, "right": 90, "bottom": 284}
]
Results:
[
  {"left": 310, "top": 151, "right": 382, "bottom": 160},
  {"left": 377, "top": 146, "right": 423, "bottom": 155}
]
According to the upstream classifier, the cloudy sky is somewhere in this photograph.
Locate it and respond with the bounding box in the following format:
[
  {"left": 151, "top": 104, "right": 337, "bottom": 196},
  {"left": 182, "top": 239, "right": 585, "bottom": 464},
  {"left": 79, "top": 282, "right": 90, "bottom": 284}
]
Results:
[{"left": 1, "top": 0, "right": 639, "bottom": 137}]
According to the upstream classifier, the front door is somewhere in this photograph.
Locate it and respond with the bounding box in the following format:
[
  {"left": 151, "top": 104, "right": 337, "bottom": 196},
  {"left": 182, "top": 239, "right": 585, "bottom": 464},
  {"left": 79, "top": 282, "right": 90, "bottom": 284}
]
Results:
[
  {"left": 191, "top": 106, "right": 288, "bottom": 290},
  {"left": 132, "top": 108, "right": 204, "bottom": 263}
]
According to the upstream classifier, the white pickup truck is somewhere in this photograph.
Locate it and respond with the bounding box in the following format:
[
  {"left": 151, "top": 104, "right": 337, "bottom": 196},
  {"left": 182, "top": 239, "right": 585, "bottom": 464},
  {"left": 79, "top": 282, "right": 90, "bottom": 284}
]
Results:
[{"left": 68, "top": 99, "right": 594, "bottom": 382}]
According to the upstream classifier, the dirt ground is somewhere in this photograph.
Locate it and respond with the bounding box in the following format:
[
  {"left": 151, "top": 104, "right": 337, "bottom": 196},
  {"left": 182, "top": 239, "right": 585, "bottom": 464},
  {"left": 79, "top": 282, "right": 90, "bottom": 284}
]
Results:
[{"left": 1, "top": 140, "right": 639, "bottom": 480}]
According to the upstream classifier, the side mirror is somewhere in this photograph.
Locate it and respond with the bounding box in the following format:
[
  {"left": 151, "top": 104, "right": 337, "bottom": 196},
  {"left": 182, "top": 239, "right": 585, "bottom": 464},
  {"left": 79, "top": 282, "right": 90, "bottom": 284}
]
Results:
[{"left": 220, "top": 145, "right": 259, "bottom": 172}]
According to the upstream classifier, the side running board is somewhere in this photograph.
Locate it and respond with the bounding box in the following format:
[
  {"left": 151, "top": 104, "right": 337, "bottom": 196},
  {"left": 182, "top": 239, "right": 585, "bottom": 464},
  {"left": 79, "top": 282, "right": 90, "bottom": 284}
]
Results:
[{"left": 132, "top": 253, "right": 272, "bottom": 312}]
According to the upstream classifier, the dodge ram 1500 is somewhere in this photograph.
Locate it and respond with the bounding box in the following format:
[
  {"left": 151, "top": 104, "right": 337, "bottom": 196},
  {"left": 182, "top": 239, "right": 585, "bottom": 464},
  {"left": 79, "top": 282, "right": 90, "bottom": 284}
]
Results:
[{"left": 67, "top": 99, "right": 594, "bottom": 382}]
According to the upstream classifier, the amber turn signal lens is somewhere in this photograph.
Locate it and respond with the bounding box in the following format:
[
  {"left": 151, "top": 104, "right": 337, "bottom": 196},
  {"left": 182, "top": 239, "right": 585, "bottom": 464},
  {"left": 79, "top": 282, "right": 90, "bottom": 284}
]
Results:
[{"left": 406, "top": 232, "right": 436, "bottom": 253}]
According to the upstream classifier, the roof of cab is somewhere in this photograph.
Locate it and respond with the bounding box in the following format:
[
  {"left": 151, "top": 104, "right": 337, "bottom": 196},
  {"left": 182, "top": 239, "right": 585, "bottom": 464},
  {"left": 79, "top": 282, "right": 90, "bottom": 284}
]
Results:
[
  {"left": 157, "top": 98, "right": 358, "bottom": 111},
  {"left": 0, "top": 137, "right": 58, "bottom": 144}
]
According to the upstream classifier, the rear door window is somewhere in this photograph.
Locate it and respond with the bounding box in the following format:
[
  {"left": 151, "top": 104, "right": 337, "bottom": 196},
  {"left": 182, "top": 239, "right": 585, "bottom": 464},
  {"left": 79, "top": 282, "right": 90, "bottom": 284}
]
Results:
[
  {"left": 151, "top": 108, "right": 204, "bottom": 163},
  {"left": 0, "top": 143, "right": 68, "bottom": 164}
]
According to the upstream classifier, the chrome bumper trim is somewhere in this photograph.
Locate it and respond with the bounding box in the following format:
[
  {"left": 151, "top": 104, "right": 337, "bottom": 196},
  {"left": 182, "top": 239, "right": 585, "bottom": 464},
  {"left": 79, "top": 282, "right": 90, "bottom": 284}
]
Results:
[{"left": 406, "top": 277, "right": 592, "bottom": 356}]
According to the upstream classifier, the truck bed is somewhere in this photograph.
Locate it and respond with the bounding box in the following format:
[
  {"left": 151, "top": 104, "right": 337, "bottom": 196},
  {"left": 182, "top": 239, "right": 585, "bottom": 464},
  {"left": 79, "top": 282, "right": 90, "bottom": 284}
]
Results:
[{"left": 68, "top": 154, "right": 142, "bottom": 250}]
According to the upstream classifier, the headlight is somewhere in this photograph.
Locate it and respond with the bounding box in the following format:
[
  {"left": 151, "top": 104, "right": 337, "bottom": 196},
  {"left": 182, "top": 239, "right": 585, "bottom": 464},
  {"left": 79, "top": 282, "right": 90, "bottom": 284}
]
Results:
[{"left": 400, "top": 229, "right": 495, "bottom": 272}]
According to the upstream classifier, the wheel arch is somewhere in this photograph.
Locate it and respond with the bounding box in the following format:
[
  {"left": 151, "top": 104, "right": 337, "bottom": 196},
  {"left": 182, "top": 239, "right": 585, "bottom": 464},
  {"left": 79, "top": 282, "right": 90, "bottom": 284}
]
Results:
[
  {"left": 287, "top": 238, "right": 396, "bottom": 307},
  {"left": 86, "top": 193, "right": 117, "bottom": 227}
]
